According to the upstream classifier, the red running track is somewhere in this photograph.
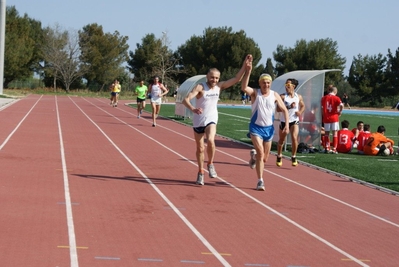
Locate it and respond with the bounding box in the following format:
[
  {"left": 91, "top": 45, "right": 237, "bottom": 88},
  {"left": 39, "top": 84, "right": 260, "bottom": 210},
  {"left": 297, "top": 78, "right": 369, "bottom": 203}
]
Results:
[{"left": 0, "top": 95, "right": 398, "bottom": 267}]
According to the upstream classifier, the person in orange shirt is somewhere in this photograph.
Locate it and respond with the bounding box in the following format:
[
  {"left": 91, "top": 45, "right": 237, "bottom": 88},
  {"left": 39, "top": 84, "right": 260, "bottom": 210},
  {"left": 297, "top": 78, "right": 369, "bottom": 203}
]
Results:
[{"left": 363, "top": 125, "right": 394, "bottom": 156}]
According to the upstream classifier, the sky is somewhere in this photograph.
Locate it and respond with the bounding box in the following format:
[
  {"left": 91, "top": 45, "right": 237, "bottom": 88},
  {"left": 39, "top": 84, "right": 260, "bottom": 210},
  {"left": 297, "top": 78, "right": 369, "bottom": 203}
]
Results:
[{"left": 6, "top": 0, "right": 399, "bottom": 76}]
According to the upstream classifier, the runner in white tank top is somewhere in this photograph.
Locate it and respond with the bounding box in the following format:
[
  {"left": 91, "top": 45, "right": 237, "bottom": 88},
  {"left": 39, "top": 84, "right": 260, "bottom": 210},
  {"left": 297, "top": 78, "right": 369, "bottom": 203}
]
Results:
[
  {"left": 183, "top": 56, "right": 249, "bottom": 186},
  {"left": 192, "top": 82, "right": 220, "bottom": 128},
  {"left": 149, "top": 76, "right": 168, "bottom": 127},
  {"left": 249, "top": 88, "right": 277, "bottom": 127},
  {"left": 276, "top": 79, "right": 305, "bottom": 168},
  {"left": 280, "top": 92, "right": 300, "bottom": 123},
  {"left": 241, "top": 54, "right": 289, "bottom": 191}
]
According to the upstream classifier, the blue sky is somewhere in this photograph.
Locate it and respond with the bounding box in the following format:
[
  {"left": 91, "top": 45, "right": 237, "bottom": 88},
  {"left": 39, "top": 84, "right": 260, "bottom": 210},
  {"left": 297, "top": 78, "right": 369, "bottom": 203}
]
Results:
[{"left": 7, "top": 0, "right": 399, "bottom": 76}]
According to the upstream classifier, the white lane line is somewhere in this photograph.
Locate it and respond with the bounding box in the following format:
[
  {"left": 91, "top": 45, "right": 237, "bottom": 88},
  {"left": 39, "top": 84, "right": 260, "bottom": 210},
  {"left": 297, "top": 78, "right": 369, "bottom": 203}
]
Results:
[
  {"left": 217, "top": 177, "right": 369, "bottom": 267},
  {"left": 0, "top": 96, "right": 42, "bottom": 151},
  {"left": 55, "top": 96, "right": 79, "bottom": 267},
  {"left": 71, "top": 97, "right": 231, "bottom": 267},
  {"left": 0, "top": 98, "right": 19, "bottom": 111},
  {"left": 98, "top": 98, "right": 399, "bottom": 228},
  {"left": 85, "top": 98, "right": 370, "bottom": 266}
]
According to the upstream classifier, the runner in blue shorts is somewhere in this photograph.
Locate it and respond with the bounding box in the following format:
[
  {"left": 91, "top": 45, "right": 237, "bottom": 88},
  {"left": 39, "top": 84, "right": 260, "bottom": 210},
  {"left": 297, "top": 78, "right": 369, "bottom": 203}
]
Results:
[{"left": 241, "top": 55, "right": 289, "bottom": 191}]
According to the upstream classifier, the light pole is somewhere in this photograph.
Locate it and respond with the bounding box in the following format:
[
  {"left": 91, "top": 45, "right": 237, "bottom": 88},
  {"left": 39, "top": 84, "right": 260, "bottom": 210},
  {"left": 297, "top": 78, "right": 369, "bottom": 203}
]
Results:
[
  {"left": 0, "top": 0, "right": 6, "bottom": 95},
  {"left": 160, "top": 31, "right": 167, "bottom": 83}
]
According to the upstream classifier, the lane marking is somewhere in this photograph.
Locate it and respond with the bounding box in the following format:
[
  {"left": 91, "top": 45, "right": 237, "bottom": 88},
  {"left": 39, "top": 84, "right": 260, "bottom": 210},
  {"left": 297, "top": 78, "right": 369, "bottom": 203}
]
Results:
[
  {"left": 0, "top": 98, "right": 19, "bottom": 111},
  {"left": 180, "top": 260, "right": 205, "bottom": 264},
  {"left": 342, "top": 258, "right": 371, "bottom": 262},
  {"left": 57, "top": 202, "right": 80, "bottom": 205},
  {"left": 57, "top": 246, "right": 88, "bottom": 249},
  {"left": 201, "top": 252, "right": 231, "bottom": 256},
  {"left": 0, "top": 96, "right": 42, "bottom": 151},
  {"left": 85, "top": 98, "right": 384, "bottom": 266},
  {"left": 71, "top": 97, "right": 232, "bottom": 267},
  {"left": 56, "top": 96, "right": 79, "bottom": 267},
  {"left": 138, "top": 258, "right": 163, "bottom": 262},
  {"left": 94, "top": 256, "right": 120, "bottom": 260},
  {"left": 164, "top": 207, "right": 186, "bottom": 210}
]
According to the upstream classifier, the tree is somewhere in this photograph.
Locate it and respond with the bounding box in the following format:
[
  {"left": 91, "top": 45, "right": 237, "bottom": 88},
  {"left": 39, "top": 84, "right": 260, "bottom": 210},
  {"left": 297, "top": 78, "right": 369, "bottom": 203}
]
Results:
[
  {"left": 176, "top": 26, "right": 262, "bottom": 99},
  {"left": 263, "top": 58, "right": 275, "bottom": 80},
  {"left": 273, "top": 38, "right": 346, "bottom": 84},
  {"left": 177, "top": 27, "right": 262, "bottom": 78},
  {"left": 347, "top": 53, "right": 387, "bottom": 104},
  {"left": 127, "top": 32, "right": 184, "bottom": 88},
  {"left": 4, "top": 6, "right": 43, "bottom": 88},
  {"left": 41, "top": 24, "right": 68, "bottom": 91},
  {"left": 42, "top": 25, "right": 87, "bottom": 92},
  {"left": 386, "top": 48, "right": 399, "bottom": 97},
  {"left": 78, "top": 23, "right": 129, "bottom": 90}
]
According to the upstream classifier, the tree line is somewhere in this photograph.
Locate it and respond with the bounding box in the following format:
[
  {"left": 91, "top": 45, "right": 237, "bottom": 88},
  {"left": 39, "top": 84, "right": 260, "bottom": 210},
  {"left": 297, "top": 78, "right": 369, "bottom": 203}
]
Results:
[{"left": 4, "top": 6, "right": 399, "bottom": 106}]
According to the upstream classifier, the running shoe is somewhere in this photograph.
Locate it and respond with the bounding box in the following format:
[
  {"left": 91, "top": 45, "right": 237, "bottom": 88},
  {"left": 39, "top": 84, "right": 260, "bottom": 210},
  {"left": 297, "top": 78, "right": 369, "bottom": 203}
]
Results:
[
  {"left": 208, "top": 164, "right": 217, "bottom": 178},
  {"left": 256, "top": 180, "right": 265, "bottom": 191},
  {"left": 249, "top": 149, "right": 256, "bottom": 169},
  {"left": 140, "top": 110, "right": 143, "bottom": 114},
  {"left": 291, "top": 156, "right": 298, "bottom": 167},
  {"left": 152, "top": 123, "right": 156, "bottom": 127},
  {"left": 276, "top": 156, "right": 282, "bottom": 167},
  {"left": 196, "top": 173, "right": 204, "bottom": 185}
]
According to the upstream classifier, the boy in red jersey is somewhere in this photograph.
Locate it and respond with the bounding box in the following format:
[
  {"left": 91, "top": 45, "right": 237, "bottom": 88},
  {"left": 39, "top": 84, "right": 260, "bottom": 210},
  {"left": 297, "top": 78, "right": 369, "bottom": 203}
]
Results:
[
  {"left": 363, "top": 125, "right": 394, "bottom": 156},
  {"left": 336, "top": 120, "right": 355, "bottom": 153},
  {"left": 351, "top": 121, "right": 364, "bottom": 148},
  {"left": 357, "top": 124, "right": 371, "bottom": 154},
  {"left": 321, "top": 86, "right": 343, "bottom": 153}
]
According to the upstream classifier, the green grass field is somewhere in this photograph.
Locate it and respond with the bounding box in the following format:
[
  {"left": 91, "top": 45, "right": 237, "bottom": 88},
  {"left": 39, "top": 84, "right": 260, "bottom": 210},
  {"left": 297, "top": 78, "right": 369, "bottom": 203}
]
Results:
[{"left": 135, "top": 103, "right": 399, "bottom": 194}]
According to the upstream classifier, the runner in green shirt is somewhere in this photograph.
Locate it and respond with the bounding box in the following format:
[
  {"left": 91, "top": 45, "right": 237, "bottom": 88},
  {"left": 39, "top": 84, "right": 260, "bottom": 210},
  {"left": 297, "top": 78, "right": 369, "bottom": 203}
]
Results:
[{"left": 135, "top": 80, "right": 148, "bottom": 118}]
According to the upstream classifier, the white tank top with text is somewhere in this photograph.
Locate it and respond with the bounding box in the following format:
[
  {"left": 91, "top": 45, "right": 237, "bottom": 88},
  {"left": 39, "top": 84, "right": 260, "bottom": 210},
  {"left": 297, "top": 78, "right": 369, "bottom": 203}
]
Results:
[{"left": 193, "top": 83, "right": 220, "bottom": 128}]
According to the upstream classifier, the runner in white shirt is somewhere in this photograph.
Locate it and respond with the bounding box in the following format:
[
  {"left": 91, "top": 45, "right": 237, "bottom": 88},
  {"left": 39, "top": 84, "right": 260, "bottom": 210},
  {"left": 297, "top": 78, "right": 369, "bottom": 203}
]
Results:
[
  {"left": 276, "top": 79, "right": 305, "bottom": 167},
  {"left": 241, "top": 55, "right": 289, "bottom": 191},
  {"left": 149, "top": 76, "right": 168, "bottom": 127},
  {"left": 183, "top": 55, "right": 250, "bottom": 186}
]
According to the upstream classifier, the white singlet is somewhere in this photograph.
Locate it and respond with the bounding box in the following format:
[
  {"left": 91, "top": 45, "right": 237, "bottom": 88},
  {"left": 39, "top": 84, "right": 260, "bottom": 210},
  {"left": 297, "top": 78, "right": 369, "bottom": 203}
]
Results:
[
  {"left": 250, "top": 89, "right": 276, "bottom": 127},
  {"left": 280, "top": 92, "right": 299, "bottom": 123},
  {"left": 150, "top": 83, "right": 162, "bottom": 104},
  {"left": 193, "top": 83, "right": 220, "bottom": 128}
]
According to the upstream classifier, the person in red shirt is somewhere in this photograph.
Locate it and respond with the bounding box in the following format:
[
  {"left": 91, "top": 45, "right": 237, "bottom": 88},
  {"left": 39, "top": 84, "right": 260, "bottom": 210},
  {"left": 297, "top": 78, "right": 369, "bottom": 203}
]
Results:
[
  {"left": 357, "top": 124, "right": 371, "bottom": 154},
  {"left": 363, "top": 125, "right": 394, "bottom": 156},
  {"left": 336, "top": 120, "right": 355, "bottom": 153},
  {"left": 301, "top": 103, "right": 323, "bottom": 147},
  {"left": 351, "top": 121, "right": 364, "bottom": 147},
  {"left": 321, "top": 86, "right": 343, "bottom": 153}
]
